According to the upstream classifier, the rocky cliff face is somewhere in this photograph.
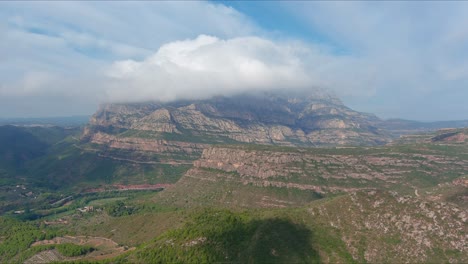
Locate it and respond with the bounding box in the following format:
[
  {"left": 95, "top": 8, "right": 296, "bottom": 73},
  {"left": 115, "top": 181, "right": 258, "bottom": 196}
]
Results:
[
  {"left": 85, "top": 92, "right": 392, "bottom": 149},
  {"left": 88, "top": 131, "right": 205, "bottom": 154},
  {"left": 186, "top": 145, "right": 468, "bottom": 195},
  {"left": 154, "top": 141, "right": 468, "bottom": 210}
]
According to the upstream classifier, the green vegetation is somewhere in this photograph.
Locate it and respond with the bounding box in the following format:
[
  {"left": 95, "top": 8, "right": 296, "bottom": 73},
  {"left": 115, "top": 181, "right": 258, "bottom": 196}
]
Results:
[
  {"left": 105, "top": 201, "right": 134, "bottom": 217},
  {"left": 0, "top": 217, "right": 65, "bottom": 263},
  {"left": 87, "top": 197, "right": 127, "bottom": 207},
  {"left": 126, "top": 209, "right": 320, "bottom": 264},
  {"left": 56, "top": 243, "right": 95, "bottom": 257},
  {"left": 22, "top": 144, "right": 190, "bottom": 190},
  {"left": 0, "top": 124, "right": 467, "bottom": 263},
  {"left": 0, "top": 217, "right": 44, "bottom": 261}
]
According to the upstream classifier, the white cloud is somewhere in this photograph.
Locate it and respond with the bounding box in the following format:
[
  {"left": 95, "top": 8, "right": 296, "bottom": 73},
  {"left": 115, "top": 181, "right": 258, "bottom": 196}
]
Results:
[
  {"left": 0, "top": 1, "right": 260, "bottom": 117},
  {"left": 103, "top": 34, "right": 386, "bottom": 103},
  {"left": 103, "top": 35, "right": 318, "bottom": 102}
]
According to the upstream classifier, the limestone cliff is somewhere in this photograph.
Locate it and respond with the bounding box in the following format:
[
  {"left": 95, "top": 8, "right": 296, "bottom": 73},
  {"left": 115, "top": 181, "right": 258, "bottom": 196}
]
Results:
[
  {"left": 85, "top": 92, "right": 392, "bottom": 149},
  {"left": 186, "top": 145, "right": 468, "bottom": 194}
]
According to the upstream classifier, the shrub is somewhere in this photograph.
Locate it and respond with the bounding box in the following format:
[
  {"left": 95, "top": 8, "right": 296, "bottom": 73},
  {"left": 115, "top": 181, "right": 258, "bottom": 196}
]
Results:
[{"left": 56, "top": 243, "right": 94, "bottom": 257}]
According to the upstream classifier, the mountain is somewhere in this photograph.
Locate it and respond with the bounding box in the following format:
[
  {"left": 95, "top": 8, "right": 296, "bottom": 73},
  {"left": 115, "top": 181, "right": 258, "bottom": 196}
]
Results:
[
  {"left": 388, "top": 127, "right": 468, "bottom": 145},
  {"left": 0, "top": 126, "right": 79, "bottom": 179},
  {"left": 381, "top": 119, "right": 468, "bottom": 135},
  {"left": 0, "top": 116, "right": 90, "bottom": 127},
  {"left": 0, "top": 126, "right": 48, "bottom": 170},
  {"left": 83, "top": 92, "right": 392, "bottom": 154}
]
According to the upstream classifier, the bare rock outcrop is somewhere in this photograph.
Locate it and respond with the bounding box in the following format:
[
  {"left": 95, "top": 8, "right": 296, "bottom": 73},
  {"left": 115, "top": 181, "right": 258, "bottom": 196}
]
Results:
[
  {"left": 188, "top": 146, "right": 468, "bottom": 193},
  {"left": 89, "top": 132, "right": 206, "bottom": 154},
  {"left": 85, "top": 93, "right": 392, "bottom": 147}
]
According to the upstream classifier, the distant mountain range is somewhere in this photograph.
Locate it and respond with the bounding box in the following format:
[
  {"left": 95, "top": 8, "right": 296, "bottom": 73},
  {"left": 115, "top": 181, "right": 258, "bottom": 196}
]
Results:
[
  {"left": 380, "top": 118, "right": 468, "bottom": 133},
  {"left": 0, "top": 116, "right": 90, "bottom": 127}
]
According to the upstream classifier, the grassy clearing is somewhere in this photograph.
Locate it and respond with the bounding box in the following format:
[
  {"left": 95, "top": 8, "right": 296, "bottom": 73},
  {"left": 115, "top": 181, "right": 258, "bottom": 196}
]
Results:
[{"left": 87, "top": 197, "right": 128, "bottom": 207}]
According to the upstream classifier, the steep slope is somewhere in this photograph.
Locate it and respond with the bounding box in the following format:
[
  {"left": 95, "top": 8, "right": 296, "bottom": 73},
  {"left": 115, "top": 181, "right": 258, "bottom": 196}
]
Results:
[
  {"left": 125, "top": 210, "right": 322, "bottom": 264},
  {"left": 431, "top": 129, "right": 467, "bottom": 143},
  {"left": 121, "top": 190, "right": 467, "bottom": 264},
  {"left": 0, "top": 126, "right": 48, "bottom": 171},
  {"left": 0, "top": 125, "right": 85, "bottom": 213},
  {"left": 0, "top": 125, "right": 79, "bottom": 182},
  {"left": 307, "top": 190, "right": 467, "bottom": 263},
  {"left": 84, "top": 92, "right": 392, "bottom": 151}
]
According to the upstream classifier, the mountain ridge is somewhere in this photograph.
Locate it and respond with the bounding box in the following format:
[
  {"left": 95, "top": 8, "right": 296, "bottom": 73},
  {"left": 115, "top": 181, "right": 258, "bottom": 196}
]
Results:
[{"left": 85, "top": 92, "right": 392, "bottom": 148}]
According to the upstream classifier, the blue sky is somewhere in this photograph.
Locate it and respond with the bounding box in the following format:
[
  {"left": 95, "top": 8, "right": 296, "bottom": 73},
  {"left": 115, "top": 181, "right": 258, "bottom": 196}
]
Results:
[{"left": 1, "top": 1, "right": 468, "bottom": 121}]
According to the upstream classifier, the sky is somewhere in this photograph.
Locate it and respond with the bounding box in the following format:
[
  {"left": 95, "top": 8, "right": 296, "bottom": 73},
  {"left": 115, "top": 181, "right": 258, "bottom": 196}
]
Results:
[{"left": 1, "top": 1, "right": 468, "bottom": 121}]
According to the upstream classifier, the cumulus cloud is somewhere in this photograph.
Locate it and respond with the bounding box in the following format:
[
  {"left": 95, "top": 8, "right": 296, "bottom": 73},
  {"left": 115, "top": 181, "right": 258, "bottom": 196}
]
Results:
[
  {"left": 103, "top": 35, "right": 320, "bottom": 102},
  {"left": 0, "top": 1, "right": 259, "bottom": 117}
]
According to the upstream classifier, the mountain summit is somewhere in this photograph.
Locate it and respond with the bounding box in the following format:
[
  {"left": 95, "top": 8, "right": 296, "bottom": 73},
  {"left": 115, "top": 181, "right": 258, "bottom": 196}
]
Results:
[{"left": 85, "top": 92, "right": 391, "bottom": 147}]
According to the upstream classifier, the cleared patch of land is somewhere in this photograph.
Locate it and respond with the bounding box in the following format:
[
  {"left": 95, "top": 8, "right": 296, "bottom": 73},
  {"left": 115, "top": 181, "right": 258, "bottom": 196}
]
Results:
[
  {"left": 87, "top": 197, "right": 127, "bottom": 207},
  {"left": 30, "top": 235, "right": 134, "bottom": 262}
]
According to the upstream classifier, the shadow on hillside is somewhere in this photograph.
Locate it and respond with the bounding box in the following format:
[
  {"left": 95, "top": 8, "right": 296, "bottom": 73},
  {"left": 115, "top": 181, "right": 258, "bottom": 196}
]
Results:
[
  {"left": 238, "top": 218, "right": 320, "bottom": 263},
  {"left": 135, "top": 210, "right": 320, "bottom": 263}
]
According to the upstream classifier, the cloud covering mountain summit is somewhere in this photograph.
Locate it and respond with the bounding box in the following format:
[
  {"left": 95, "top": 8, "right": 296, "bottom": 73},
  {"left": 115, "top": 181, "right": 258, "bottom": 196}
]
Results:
[{"left": 104, "top": 35, "right": 316, "bottom": 102}]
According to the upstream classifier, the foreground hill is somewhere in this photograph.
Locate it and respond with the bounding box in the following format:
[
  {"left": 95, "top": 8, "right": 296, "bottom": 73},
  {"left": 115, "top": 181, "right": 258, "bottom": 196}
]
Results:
[{"left": 113, "top": 189, "right": 465, "bottom": 264}]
